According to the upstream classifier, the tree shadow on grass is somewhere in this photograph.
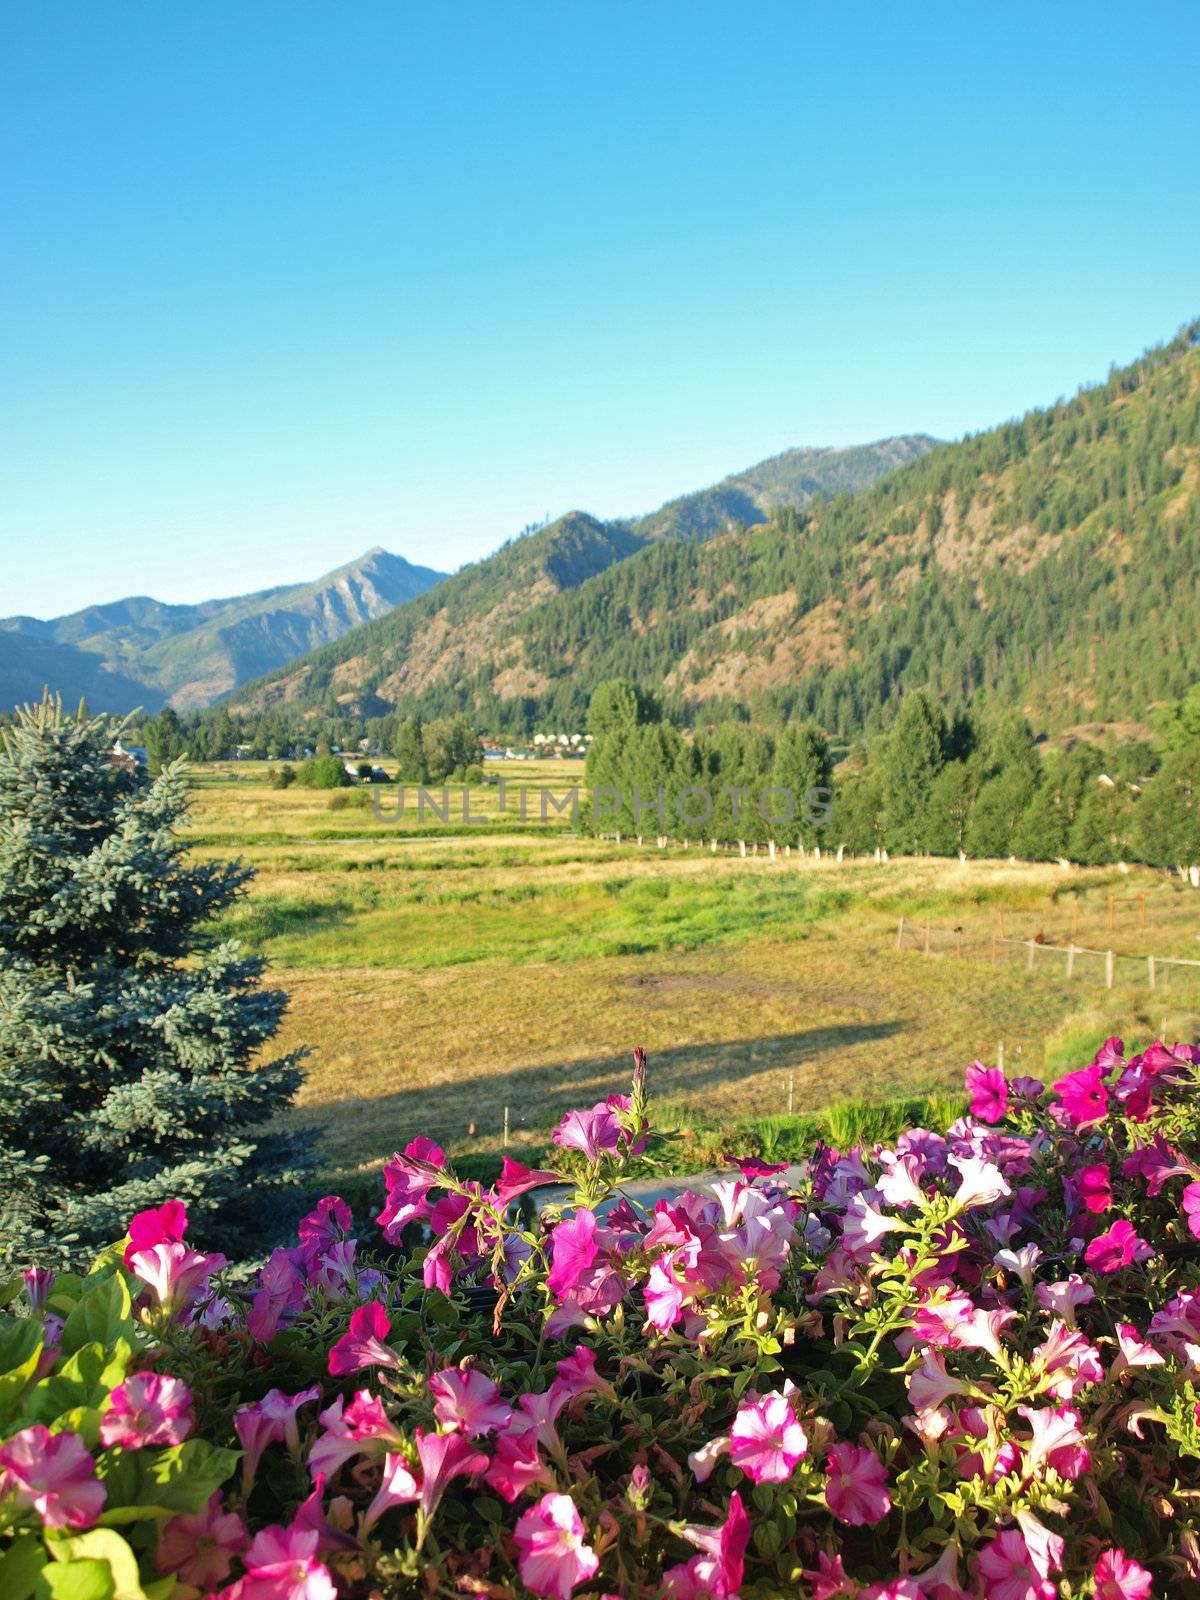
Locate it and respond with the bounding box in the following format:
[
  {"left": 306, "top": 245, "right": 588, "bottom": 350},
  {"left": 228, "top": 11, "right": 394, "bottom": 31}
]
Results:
[{"left": 314, "top": 1020, "right": 908, "bottom": 1158}]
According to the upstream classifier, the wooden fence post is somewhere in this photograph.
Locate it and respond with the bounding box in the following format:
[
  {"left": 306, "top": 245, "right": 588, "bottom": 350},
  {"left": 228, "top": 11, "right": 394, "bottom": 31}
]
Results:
[
  {"left": 1148, "top": 955, "right": 1156, "bottom": 990},
  {"left": 1106, "top": 949, "right": 1115, "bottom": 989},
  {"left": 998, "top": 1042, "right": 1005, "bottom": 1072},
  {"left": 896, "top": 917, "right": 906, "bottom": 950}
]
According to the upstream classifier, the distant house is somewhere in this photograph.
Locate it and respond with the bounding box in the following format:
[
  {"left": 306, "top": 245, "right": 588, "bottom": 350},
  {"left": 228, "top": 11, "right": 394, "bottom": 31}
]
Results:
[{"left": 108, "top": 738, "right": 148, "bottom": 771}]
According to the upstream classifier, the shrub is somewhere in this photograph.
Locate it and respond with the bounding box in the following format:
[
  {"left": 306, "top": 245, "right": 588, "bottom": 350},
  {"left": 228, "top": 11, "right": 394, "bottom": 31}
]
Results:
[
  {"left": 272, "top": 763, "right": 297, "bottom": 789},
  {"left": 3, "top": 1039, "right": 1200, "bottom": 1595},
  {"left": 296, "top": 755, "right": 351, "bottom": 789}
]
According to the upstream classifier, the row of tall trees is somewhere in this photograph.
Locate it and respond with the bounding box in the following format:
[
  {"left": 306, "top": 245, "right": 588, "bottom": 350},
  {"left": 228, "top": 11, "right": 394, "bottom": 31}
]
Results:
[{"left": 582, "top": 677, "right": 1200, "bottom": 872}]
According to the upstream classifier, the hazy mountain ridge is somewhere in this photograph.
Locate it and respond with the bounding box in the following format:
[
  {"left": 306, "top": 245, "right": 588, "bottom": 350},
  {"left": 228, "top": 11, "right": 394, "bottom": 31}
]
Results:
[
  {"left": 625, "top": 435, "right": 938, "bottom": 542},
  {"left": 0, "top": 547, "right": 446, "bottom": 713}
]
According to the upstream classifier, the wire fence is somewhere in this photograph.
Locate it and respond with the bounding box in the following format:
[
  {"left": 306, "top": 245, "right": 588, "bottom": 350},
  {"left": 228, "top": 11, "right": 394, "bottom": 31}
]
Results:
[{"left": 895, "top": 915, "right": 1200, "bottom": 992}]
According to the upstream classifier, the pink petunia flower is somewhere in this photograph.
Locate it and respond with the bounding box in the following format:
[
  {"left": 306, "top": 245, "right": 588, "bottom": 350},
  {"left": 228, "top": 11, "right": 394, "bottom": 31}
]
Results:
[
  {"left": 363, "top": 1450, "right": 422, "bottom": 1530},
  {"left": 1034, "top": 1275, "right": 1095, "bottom": 1325},
  {"left": 729, "top": 1390, "right": 807, "bottom": 1484},
  {"left": 486, "top": 1416, "right": 554, "bottom": 1502},
  {"left": 429, "top": 1367, "right": 512, "bottom": 1437},
  {"left": 327, "top": 1301, "right": 401, "bottom": 1375},
  {"left": 100, "top": 1372, "right": 194, "bottom": 1449},
  {"left": 232, "top": 1522, "right": 337, "bottom": 1600},
  {"left": 1183, "top": 1181, "right": 1200, "bottom": 1240},
  {"left": 947, "top": 1154, "right": 1011, "bottom": 1212},
  {"left": 549, "top": 1345, "right": 617, "bottom": 1410},
  {"left": 802, "top": 1551, "right": 855, "bottom": 1600},
  {"left": 1084, "top": 1219, "right": 1155, "bottom": 1274},
  {"left": 23, "top": 1267, "right": 54, "bottom": 1313},
  {"left": 975, "top": 1528, "right": 1057, "bottom": 1600},
  {"left": 308, "top": 1389, "right": 400, "bottom": 1480},
  {"left": 907, "top": 1348, "right": 968, "bottom": 1412},
  {"left": 1122, "top": 1132, "right": 1192, "bottom": 1195},
  {"left": 1094, "top": 1548, "right": 1154, "bottom": 1600},
  {"left": 663, "top": 1490, "right": 751, "bottom": 1599},
  {"left": 126, "top": 1240, "right": 228, "bottom": 1318},
  {"left": 512, "top": 1492, "right": 600, "bottom": 1600},
  {"left": 965, "top": 1062, "right": 1008, "bottom": 1123},
  {"left": 1017, "top": 1404, "right": 1090, "bottom": 1478},
  {"left": 0, "top": 1425, "right": 105, "bottom": 1529},
  {"left": 234, "top": 1386, "right": 320, "bottom": 1488},
  {"left": 155, "top": 1492, "right": 247, "bottom": 1588},
  {"left": 412, "top": 1427, "right": 488, "bottom": 1521},
  {"left": 824, "top": 1442, "right": 891, "bottom": 1526}
]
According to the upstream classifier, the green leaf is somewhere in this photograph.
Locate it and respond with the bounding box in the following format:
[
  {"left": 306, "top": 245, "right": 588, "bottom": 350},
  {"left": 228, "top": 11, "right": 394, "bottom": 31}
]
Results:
[
  {"left": 60, "top": 1279, "right": 133, "bottom": 1360},
  {"left": 37, "top": 1560, "right": 115, "bottom": 1600},
  {"left": 0, "top": 1318, "right": 44, "bottom": 1427},
  {"left": 0, "top": 1535, "right": 48, "bottom": 1600},
  {"left": 98, "top": 1439, "right": 239, "bottom": 1523},
  {"left": 44, "top": 1531, "right": 144, "bottom": 1600},
  {"left": 0, "top": 1272, "right": 25, "bottom": 1306}
]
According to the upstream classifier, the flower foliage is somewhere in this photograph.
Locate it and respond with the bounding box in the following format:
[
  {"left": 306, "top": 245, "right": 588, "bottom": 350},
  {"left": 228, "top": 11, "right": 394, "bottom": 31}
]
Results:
[{"left": 3, "top": 1039, "right": 1200, "bottom": 1597}]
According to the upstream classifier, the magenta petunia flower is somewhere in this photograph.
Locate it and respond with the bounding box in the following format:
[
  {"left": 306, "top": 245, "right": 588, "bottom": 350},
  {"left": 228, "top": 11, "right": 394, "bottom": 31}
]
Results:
[
  {"left": 125, "top": 1199, "right": 189, "bottom": 1255},
  {"left": 1183, "top": 1181, "right": 1200, "bottom": 1240},
  {"left": 296, "top": 1195, "right": 353, "bottom": 1260},
  {"left": 494, "top": 1156, "right": 563, "bottom": 1206},
  {"left": 429, "top": 1367, "right": 512, "bottom": 1438},
  {"left": 1094, "top": 1547, "right": 1154, "bottom": 1599},
  {"left": 1084, "top": 1219, "right": 1155, "bottom": 1274},
  {"left": 1075, "top": 1164, "right": 1113, "bottom": 1214},
  {"left": 155, "top": 1491, "right": 246, "bottom": 1588},
  {"left": 551, "top": 1103, "right": 623, "bottom": 1163},
  {"left": 0, "top": 1424, "right": 106, "bottom": 1530},
  {"left": 663, "top": 1490, "right": 751, "bottom": 1599},
  {"left": 513, "top": 1492, "right": 600, "bottom": 1600},
  {"left": 546, "top": 1209, "right": 600, "bottom": 1301},
  {"left": 824, "top": 1442, "right": 891, "bottom": 1526},
  {"left": 376, "top": 1136, "right": 447, "bottom": 1242},
  {"left": 1050, "top": 1064, "right": 1108, "bottom": 1127},
  {"left": 23, "top": 1267, "right": 54, "bottom": 1313},
  {"left": 728, "top": 1391, "right": 807, "bottom": 1484},
  {"left": 327, "top": 1301, "right": 401, "bottom": 1376},
  {"left": 1122, "top": 1133, "right": 1192, "bottom": 1196},
  {"left": 234, "top": 1385, "right": 320, "bottom": 1488},
  {"left": 965, "top": 1061, "right": 1008, "bottom": 1123},
  {"left": 100, "top": 1372, "right": 194, "bottom": 1449}
]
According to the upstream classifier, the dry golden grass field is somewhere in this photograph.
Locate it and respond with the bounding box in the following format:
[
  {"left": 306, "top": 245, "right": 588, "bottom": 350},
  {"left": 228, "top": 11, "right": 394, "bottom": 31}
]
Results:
[{"left": 185, "top": 762, "right": 1200, "bottom": 1184}]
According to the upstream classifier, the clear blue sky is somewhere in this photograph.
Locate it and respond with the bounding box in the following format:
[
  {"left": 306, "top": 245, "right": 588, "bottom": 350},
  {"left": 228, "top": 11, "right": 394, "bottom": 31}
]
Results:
[{"left": 3, "top": 2, "right": 1197, "bottom": 618}]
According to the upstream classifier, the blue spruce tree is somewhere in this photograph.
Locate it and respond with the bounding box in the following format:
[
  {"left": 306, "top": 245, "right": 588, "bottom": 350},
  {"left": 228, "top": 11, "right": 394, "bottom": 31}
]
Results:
[{"left": 0, "top": 694, "right": 316, "bottom": 1267}]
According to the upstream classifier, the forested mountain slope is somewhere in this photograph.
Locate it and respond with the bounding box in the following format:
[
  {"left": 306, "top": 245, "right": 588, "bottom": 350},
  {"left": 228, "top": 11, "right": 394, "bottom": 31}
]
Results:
[{"left": 227, "top": 325, "right": 1200, "bottom": 738}]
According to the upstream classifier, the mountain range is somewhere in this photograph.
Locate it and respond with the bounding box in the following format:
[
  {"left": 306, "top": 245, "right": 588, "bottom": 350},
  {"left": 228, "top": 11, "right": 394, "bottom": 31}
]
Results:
[
  {"left": 0, "top": 548, "right": 446, "bottom": 714},
  {"left": 225, "top": 323, "right": 1200, "bottom": 738},
  {"left": 1, "top": 436, "right": 933, "bottom": 715}
]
